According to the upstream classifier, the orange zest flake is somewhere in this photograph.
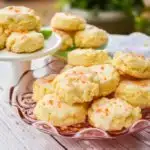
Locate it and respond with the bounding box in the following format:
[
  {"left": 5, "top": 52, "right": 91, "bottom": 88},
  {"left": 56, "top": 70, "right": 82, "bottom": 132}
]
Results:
[
  {"left": 133, "top": 81, "right": 148, "bottom": 87},
  {"left": 8, "top": 7, "right": 21, "bottom": 13},
  {"left": 14, "top": 8, "right": 20, "bottom": 13},
  {"left": 75, "top": 72, "right": 84, "bottom": 76},
  {"left": 41, "top": 78, "right": 49, "bottom": 84},
  {"left": 5, "top": 30, "right": 11, "bottom": 35},
  {"left": 49, "top": 100, "right": 53, "bottom": 105},
  {"left": 72, "top": 70, "right": 84, "bottom": 75},
  {"left": 103, "top": 76, "right": 107, "bottom": 80},
  {"left": 78, "top": 71, "right": 84, "bottom": 74},
  {"left": 20, "top": 30, "right": 28, "bottom": 34},
  {"left": 101, "top": 66, "right": 104, "bottom": 70},
  {"left": 58, "top": 101, "right": 62, "bottom": 108},
  {"left": 81, "top": 80, "right": 86, "bottom": 83},
  {"left": 44, "top": 75, "right": 56, "bottom": 81},
  {"left": 105, "top": 108, "right": 109, "bottom": 116},
  {"left": 137, "top": 55, "right": 144, "bottom": 60},
  {"left": 96, "top": 108, "right": 102, "bottom": 113}
]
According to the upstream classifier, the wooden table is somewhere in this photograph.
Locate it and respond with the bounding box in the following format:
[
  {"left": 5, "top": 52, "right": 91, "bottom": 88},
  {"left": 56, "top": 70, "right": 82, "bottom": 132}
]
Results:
[{"left": 0, "top": 36, "right": 150, "bottom": 150}]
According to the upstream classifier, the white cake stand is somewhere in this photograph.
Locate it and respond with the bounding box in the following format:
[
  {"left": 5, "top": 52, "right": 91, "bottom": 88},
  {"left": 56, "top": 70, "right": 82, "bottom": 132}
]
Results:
[{"left": 0, "top": 31, "right": 61, "bottom": 87}]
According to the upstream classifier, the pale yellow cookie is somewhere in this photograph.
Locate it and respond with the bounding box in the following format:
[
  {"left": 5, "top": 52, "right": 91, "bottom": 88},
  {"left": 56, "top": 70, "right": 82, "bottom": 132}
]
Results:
[
  {"left": 51, "top": 12, "right": 86, "bottom": 31},
  {"left": 89, "top": 64, "right": 120, "bottom": 96},
  {"left": 0, "top": 6, "right": 41, "bottom": 32},
  {"left": 52, "top": 66, "right": 100, "bottom": 104},
  {"left": 88, "top": 97, "right": 141, "bottom": 131},
  {"left": 32, "top": 74, "right": 56, "bottom": 102},
  {"left": 6, "top": 31, "right": 44, "bottom": 53},
  {"left": 115, "top": 79, "right": 150, "bottom": 108},
  {"left": 68, "top": 49, "right": 111, "bottom": 66},
  {"left": 113, "top": 51, "right": 150, "bottom": 79},
  {"left": 34, "top": 94, "right": 88, "bottom": 126},
  {"left": 0, "top": 26, "right": 9, "bottom": 49},
  {"left": 52, "top": 29, "right": 73, "bottom": 51},
  {"left": 75, "top": 25, "right": 108, "bottom": 48}
]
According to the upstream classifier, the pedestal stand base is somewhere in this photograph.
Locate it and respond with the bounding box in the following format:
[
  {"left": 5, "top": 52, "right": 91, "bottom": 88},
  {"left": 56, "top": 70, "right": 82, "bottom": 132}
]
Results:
[{"left": 10, "top": 61, "right": 31, "bottom": 86}]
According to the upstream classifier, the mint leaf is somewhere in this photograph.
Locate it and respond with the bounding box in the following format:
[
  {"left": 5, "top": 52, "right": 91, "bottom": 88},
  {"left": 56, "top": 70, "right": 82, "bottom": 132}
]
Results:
[{"left": 40, "top": 29, "right": 52, "bottom": 39}]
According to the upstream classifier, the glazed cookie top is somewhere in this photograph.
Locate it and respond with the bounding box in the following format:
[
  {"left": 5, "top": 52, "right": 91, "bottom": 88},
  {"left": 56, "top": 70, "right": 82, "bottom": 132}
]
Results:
[
  {"left": 88, "top": 97, "right": 141, "bottom": 131},
  {"left": 34, "top": 94, "right": 88, "bottom": 126},
  {"left": 89, "top": 64, "right": 120, "bottom": 96},
  {"left": 0, "top": 6, "right": 36, "bottom": 15},
  {"left": 6, "top": 31, "right": 44, "bottom": 53},
  {"left": 75, "top": 24, "right": 108, "bottom": 48},
  {"left": 32, "top": 74, "right": 57, "bottom": 102},
  {"left": 50, "top": 12, "right": 86, "bottom": 31},
  {"left": 90, "top": 64, "right": 120, "bottom": 84},
  {"left": 113, "top": 51, "right": 150, "bottom": 79},
  {"left": 0, "top": 6, "right": 41, "bottom": 31},
  {"left": 68, "top": 49, "right": 111, "bottom": 66},
  {"left": 52, "top": 66, "right": 100, "bottom": 104},
  {"left": 115, "top": 79, "right": 150, "bottom": 108}
]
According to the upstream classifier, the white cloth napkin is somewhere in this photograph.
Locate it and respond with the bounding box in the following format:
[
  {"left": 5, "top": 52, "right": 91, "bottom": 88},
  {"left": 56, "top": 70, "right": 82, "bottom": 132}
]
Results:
[
  {"left": 119, "top": 32, "right": 150, "bottom": 56},
  {"left": 108, "top": 32, "right": 150, "bottom": 57}
]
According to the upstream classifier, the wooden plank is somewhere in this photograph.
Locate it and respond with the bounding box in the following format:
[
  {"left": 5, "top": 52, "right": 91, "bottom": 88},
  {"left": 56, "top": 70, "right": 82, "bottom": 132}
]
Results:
[
  {"left": 144, "top": 127, "right": 150, "bottom": 133},
  {"left": 116, "top": 135, "right": 150, "bottom": 149},
  {"left": 0, "top": 90, "right": 64, "bottom": 150},
  {"left": 132, "top": 130, "right": 150, "bottom": 146},
  {"left": 0, "top": 118, "right": 28, "bottom": 150},
  {"left": 77, "top": 139, "right": 127, "bottom": 150},
  {"left": 54, "top": 137, "right": 127, "bottom": 149}
]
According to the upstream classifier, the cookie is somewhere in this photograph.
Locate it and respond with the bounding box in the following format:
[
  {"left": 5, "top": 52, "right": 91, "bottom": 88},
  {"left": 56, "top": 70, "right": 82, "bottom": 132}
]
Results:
[
  {"left": 34, "top": 94, "right": 88, "bottom": 126},
  {"left": 113, "top": 51, "right": 150, "bottom": 79},
  {"left": 51, "top": 12, "right": 86, "bottom": 31},
  {"left": 6, "top": 31, "right": 44, "bottom": 53},
  {"left": 68, "top": 49, "right": 111, "bottom": 66},
  {"left": 75, "top": 25, "right": 108, "bottom": 48},
  {"left": 88, "top": 97, "right": 141, "bottom": 131},
  {"left": 0, "top": 6, "right": 41, "bottom": 32}
]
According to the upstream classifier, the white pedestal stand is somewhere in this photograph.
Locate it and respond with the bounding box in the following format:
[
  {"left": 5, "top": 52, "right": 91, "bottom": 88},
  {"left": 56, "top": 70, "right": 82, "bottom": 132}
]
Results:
[
  {"left": 0, "top": 31, "right": 61, "bottom": 89},
  {"left": 10, "top": 61, "right": 31, "bottom": 86}
]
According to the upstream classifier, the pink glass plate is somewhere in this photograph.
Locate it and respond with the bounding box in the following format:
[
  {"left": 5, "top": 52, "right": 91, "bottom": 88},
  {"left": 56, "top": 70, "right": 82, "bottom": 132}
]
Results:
[{"left": 10, "top": 57, "right": 150, "bottom": 139}]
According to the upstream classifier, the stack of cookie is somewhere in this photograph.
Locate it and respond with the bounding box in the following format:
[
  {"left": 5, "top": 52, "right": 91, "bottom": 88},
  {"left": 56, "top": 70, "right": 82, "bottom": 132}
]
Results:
[
  {"left": 30, "top": 13, "right": 150, "bottom": 131},
  {"left": 50, "top": 12, "right": 108, "bottom": 54},
  {"left": 0, "top": 6, "right": 44, "bottom": 53},
  {"left": 31, "top": 12, "right": 150, "bottom": 132},
  {"left": 32, "top": 51, "right": 146, "bottom": 132},
  {"left": 113, "top": 51, "right": 150, "bottom": 108}
]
